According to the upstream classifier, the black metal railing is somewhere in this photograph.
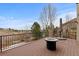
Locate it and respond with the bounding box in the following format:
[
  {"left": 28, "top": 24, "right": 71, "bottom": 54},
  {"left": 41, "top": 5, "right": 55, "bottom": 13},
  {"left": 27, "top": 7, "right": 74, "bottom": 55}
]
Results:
[{"left": 0, "top": 33, "right": 32, "bottom": 52}]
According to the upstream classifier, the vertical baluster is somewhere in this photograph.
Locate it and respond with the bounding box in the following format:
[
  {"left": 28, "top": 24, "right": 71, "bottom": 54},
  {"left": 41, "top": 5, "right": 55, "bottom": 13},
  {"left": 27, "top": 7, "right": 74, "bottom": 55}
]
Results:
[
  {"left": 14, "top": 35, "right": 16, "bottom": 48},
  {"left": 11, "top": 35, "right": 12, "bottom": 45},
  {"left": 5, "top": 36, "right": 6, "bottom": 49},
  {"left": 3, "top": 36, "right": 5, "bottom": 49},
  {"left": 12, "top": 35, "right": 13, "bottom": 45},
  {"left": 18, "top": 34, "right": 19, "bottom": 42},
  {"left": 8, "top": 36, "right": 9, "bottom": 48},
  {"left": 10, "top": 35, "right": 11, "bottom": 47},
  {"left": 23, "top": 34, "right": 24, "bottom": 42},
  {"left": 9, "top": 36, "right": 11, "bottom": 46},
  {"left": 11, "top": 36, "right": 12, "bottom": 46},
  {"left": 75, "top": 32, "right": 76, "bottom": 40},
  {"left": 18, "top": 35, "right": 19, "bottom": 42},
  {"left": 6, "top": 36, "right": 8, "bottom": 49},
  {"left": 25, "top": 34, "right": 26, "bottom": 42},
  {"left": 9, "top": 36, "right": 10, "bottom": 47},
  {"left": 21, "top": 34, "right": 22, "bottom": 42},
  {"left": 0, "top": 36, "right": 2, "bottom": 52},
  {"left": 12, "top": 35, "right": 14, "bottom": 48},
  {"left": 23, "top": 34, "right": 25, "bottom": 42},
  {"left": 2, "top": 37, "right": 3, "bottom": 50},
  {"left": 22, "top": 34, "right": 24, "bottom": 42},
  {"left": 7, "top": 36, "right": 8, "bottom": 49},
  {"left": 7, "top": 36, "right": 8, "bottom": 48}
]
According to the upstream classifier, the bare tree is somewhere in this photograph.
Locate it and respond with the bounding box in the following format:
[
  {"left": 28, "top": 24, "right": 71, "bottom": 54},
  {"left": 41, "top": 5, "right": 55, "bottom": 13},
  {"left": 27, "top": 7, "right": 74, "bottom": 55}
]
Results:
[
  {"left": 65, "top": 14, "right": 71, "bottom": 22},
  {"left": 40, "top": 7, "right": 48, "bottom": 30},
  {"left": 39, "top": 4, "right": 56, "bottom": 37}
]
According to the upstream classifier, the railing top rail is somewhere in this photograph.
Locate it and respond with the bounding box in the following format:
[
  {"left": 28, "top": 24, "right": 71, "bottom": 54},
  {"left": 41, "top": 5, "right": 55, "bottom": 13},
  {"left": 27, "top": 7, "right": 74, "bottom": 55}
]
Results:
[{"left": 0, "top": 32, "right": 32, "bottom": 37}]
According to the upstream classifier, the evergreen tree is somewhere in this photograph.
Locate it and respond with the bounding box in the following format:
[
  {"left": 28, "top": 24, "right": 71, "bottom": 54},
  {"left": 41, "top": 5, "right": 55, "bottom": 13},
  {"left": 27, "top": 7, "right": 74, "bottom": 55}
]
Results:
[{"left": 31, "top": 22, "right": 42, "bottom": 40}]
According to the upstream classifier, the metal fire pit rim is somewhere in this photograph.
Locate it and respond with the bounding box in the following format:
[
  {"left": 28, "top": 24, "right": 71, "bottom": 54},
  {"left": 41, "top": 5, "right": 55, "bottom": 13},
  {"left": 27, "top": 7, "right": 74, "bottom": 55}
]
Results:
[{"left": 45, "top": 37, "right": 58, "bottom": 42}]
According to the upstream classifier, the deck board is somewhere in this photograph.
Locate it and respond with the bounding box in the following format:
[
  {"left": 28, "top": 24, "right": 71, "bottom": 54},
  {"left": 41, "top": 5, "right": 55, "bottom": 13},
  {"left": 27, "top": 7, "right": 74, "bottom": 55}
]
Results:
[{"left": 0, "top": 38, "right": 79, "bottom": 56}]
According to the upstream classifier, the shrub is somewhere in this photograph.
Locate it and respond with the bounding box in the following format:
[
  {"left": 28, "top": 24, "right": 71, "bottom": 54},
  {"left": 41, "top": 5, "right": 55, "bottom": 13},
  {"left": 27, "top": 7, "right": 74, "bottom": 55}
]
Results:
[{"left": 31, "top": 22, "right": 42, "bottom": 40}]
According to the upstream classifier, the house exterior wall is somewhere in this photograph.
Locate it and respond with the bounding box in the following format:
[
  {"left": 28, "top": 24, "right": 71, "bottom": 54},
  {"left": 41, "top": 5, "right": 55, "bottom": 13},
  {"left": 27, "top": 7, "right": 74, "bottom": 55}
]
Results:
[
  {"left": 55, "top": 18, "right": 77, "bottom": 39},
  {"left": 62, "top": 19, "right": 77, "bottom": 39}
]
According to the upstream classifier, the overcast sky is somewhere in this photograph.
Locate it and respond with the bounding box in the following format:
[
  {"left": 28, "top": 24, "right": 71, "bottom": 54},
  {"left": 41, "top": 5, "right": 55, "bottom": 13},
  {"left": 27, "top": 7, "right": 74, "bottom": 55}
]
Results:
[{"left": 0, "top": 3, "right": 77, "bottom": 30}]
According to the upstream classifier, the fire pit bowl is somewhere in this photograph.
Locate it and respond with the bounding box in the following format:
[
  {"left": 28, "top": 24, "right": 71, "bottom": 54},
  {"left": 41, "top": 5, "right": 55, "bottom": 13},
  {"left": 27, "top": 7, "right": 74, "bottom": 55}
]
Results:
[{"left": 45, "top": 37, "right": 58, "bottom": 50}]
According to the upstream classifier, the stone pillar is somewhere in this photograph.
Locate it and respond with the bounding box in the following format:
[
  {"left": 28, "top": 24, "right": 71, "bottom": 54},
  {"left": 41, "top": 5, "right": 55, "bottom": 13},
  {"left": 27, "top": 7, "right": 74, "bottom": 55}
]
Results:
[
  {"left": 60, "top": 18, "right": 63, "bottom": 37},
  {"left": 77, "top": 3, "right": 79, "bottom": 41}
]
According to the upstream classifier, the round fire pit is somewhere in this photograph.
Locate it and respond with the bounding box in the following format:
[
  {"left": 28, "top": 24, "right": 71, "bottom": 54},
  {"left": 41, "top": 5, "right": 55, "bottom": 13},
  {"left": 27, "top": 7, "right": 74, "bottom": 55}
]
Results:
[{"left": 45, "top": 37, "right": 58, "bottom": 50}]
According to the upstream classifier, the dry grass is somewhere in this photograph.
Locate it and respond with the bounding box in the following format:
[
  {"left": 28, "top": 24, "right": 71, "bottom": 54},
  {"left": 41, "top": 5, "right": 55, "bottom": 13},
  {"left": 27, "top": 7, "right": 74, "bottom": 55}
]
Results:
[{"left": 0, "top": 30, "right": 25, "bottom": 35}]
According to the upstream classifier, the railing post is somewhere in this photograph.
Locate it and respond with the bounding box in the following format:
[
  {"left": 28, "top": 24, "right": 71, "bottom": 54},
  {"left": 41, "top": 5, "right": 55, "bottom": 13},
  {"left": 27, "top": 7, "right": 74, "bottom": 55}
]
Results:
[
  {"left": 75, "top": 32, "right": 76, "bottom": 40},
  {"left": 0, "top": 36, "right": 2, "bottom": 52}
]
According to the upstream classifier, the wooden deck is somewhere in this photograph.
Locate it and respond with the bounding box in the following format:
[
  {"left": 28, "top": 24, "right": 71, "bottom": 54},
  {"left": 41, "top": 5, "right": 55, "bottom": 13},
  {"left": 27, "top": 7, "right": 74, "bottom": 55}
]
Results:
[{"left": 0, "top": 38, "right": 79, "bottom": 56}]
